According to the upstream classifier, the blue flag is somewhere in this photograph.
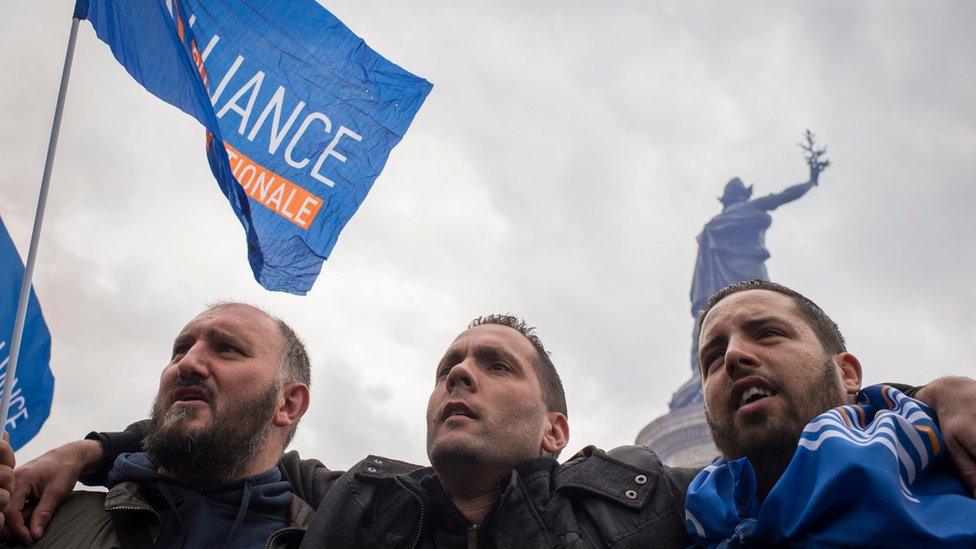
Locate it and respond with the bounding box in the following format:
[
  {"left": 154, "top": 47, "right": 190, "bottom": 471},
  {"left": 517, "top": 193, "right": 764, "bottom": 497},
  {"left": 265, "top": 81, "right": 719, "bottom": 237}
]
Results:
[
  {"left": 0, "top": 216, "right": 55, "bottom": 451},
  {"left": 685, "top": 385, "right": 976, "bottom": 547},
  {"left": 74, "top": 0, "right": 432, "bottom": 294}
]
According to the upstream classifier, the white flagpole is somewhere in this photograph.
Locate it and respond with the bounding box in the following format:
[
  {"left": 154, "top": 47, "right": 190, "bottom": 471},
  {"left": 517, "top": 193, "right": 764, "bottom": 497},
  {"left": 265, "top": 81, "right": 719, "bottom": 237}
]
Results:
[{"left": 1, "top": 18, "right": 81, "bottom": 431}]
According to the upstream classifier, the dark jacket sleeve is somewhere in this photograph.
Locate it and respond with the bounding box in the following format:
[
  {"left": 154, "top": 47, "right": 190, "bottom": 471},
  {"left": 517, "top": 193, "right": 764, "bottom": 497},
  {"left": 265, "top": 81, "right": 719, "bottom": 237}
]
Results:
[
  {"left": 276, "top": 450, "right": 345, "bottom": 509},
  {"left": 81, "top": 420, "right": 149, "bottom": 486}
]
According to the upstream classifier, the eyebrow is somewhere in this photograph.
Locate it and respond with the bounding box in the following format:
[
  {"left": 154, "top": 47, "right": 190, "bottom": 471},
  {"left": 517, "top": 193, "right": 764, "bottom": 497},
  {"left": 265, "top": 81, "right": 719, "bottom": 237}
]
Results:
[
  {"left": 436, "top": 343, "right": 525, "bottom": 373},
  {"left": 698, "top": 316, "right": 791, "bottom": 362},
  {"left": 740, "top": 316, "right": 789, "bottom": 332},
  {"left": 172, "top": 327, "right": 252, "bottom": 352},
  {"left": 171, "top": 333, "right": 191, "bottom": 350},
  {"left": 697, "top": 332, "right": 726, "bottom": 365},
  {"left": 437, "top": 348, "right": 463, "bottom": 371},
  {"left": 472, "top": 344, "right": 521, "bottom": 366}
]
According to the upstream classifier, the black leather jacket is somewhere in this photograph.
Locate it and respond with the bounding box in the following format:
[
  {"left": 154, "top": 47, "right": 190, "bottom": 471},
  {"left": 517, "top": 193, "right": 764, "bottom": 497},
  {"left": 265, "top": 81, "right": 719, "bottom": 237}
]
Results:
[
  {"left": 302, "top": 446, "right": 698, "bottom": 548},
  {"left": 90, "top": 425, "right": 698, "bottom": 548}
]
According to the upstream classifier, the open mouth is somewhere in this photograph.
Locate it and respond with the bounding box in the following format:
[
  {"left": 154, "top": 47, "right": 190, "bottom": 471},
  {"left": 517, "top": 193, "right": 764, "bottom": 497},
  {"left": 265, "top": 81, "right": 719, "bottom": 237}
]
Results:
[
  {"left": 440, "top": 401, "right": 478, "bottom": 422},
  {"left": 173, "top": 387, "right": 211, "bottom": 405},
  {"left": 730, "top": 377, "right": 777, "bottom": 411},
  {"left": 739, "top": 386, "right": 773, "bottom": 407}
]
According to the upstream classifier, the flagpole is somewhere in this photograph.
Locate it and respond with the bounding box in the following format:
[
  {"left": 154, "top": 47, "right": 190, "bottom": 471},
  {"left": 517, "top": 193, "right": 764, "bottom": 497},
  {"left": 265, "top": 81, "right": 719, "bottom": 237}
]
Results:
[{"left": 1, "top": 18, "right": 81, "bottom": 431}]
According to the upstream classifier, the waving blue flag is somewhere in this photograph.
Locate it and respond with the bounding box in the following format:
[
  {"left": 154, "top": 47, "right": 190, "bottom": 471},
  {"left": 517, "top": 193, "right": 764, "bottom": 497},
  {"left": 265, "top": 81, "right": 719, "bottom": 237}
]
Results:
[
  {"left": 74, "top": 0, "right": 432, "bottom": 294},
  {"left": 685, "top": 385, "right": 976, "bottom": 548},
  {"left": 0, "top": 216, "right": 55, "bottom": 451}
]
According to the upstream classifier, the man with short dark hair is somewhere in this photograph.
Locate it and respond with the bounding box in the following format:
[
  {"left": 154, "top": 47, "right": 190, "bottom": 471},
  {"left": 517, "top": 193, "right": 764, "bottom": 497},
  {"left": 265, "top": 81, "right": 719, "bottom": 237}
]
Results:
[
  {"left": 687, "top": 280, "right": 976, "bottom": 546},
  {"left": 1, "top": 303, "right": 316, "bottom": 547},
  {"left": 304, "top": 313, "right": 695, "bottom": 546}
]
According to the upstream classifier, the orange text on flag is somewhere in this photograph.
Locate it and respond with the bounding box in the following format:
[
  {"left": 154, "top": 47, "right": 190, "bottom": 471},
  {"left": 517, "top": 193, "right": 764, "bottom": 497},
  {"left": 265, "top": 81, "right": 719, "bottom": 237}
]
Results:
[{"left": 225, "top": 143, "right": 323, "bottom": 229}]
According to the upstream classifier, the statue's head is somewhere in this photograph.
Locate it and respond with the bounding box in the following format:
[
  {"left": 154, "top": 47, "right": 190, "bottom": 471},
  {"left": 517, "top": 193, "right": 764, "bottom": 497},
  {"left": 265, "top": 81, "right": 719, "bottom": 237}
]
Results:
[{"left": 719, "top": 177, "right": 753, "bottom": 207}]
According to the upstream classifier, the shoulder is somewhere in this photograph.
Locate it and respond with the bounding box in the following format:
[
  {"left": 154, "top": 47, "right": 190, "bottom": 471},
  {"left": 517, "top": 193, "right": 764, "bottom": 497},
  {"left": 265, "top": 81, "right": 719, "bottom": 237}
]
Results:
[
  {"left": 46, "top": 490, "right": 112, "bottom": 525},
  {"left": 551, "top": 445, "right": 694, "bottom": 547},
  {"left": 0, "top": 491, "right": 118, "bottom": 549},
  {"left": 303, "top": 456, "right": 431, "bottom": 547},
  {"left": 277, "top": 450, "right": 344, "bottom": 509},
  {"left": 348, "top": 455, "right": 428, "bottom": 477},
  {"left": 320, "top": 455, "right": 431, "bottom": 506},
  {"left": 556, "top": 445, "right": 691, "bottom": 498}
]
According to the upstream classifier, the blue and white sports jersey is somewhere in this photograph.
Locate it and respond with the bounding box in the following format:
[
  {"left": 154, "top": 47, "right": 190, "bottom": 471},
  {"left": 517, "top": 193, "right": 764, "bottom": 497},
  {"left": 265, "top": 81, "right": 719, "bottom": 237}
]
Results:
[{"left": 685, "top": 385, "right": 976, "bottom": 548}]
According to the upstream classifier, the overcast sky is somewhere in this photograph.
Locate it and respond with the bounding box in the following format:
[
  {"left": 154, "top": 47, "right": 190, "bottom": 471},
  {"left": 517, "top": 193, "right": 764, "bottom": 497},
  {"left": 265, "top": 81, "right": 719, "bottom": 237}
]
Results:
[{"left": 3, "top": 1, "right": 975, "bottom": 469}]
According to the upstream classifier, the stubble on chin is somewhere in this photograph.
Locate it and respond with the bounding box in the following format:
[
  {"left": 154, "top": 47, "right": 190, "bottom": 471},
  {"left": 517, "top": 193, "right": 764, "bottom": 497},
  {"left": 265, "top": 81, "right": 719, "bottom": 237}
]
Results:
[{"left": 427, "top": 427, "right": 485, "bottom": 472}]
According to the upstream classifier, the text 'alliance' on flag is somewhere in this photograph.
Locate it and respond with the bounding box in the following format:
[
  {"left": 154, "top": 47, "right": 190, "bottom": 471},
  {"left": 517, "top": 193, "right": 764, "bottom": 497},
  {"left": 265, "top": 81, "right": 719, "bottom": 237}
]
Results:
[{"left": 74, "top": 0, "right": 432, "bottom": 294}]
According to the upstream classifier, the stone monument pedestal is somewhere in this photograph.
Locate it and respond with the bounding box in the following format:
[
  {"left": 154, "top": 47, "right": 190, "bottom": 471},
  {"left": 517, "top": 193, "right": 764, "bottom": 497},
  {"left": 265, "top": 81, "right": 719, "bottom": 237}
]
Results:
[{"left": 636, "top": 376, "right": 717, "bottom": 467}]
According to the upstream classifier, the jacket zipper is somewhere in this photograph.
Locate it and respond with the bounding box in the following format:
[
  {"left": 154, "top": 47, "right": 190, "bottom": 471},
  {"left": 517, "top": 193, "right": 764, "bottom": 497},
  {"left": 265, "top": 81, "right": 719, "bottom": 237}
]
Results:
[
  {"left": 108, "top": 503, "right": 300, "bottom": 548},
  {"left": 105, "top": 504, "right": 163, "bottom": 544},
  {"left": 266, "top": 526, "right": 305, "bottom": 549},
  {"left": 394, "top": 476, "right": 425, "bottom": 549},
  {"left": 467, "top": 523, "right": 479, "bottom": 549}
]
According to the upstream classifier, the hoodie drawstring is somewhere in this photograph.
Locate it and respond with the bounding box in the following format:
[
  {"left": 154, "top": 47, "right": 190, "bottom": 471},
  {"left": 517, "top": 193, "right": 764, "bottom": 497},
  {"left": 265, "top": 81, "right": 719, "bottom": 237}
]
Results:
[
  {"left": 158, "top": 477, "right": 255, "bottom": 548},
  {"left": 226, "top": 479, "right": 254, "bottom": 546}
]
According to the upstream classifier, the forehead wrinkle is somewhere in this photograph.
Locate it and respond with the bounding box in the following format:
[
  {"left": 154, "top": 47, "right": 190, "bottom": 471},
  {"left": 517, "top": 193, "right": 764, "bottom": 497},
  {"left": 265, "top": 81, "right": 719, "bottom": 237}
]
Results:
[
  {"left": 741, "top": 315, "right": 797, "bottom": 332},
  {"left": 184, "top": 309, "right": 279, "bottom": 352},
  {"left": 204, "top": 325, "right": 250, "bottom": 345},
  {"left": 473, "top": 343, "right": 523, "bottom": 367},
  {"left": 703, "top": 289, "right": 795, "bottom": 331}
]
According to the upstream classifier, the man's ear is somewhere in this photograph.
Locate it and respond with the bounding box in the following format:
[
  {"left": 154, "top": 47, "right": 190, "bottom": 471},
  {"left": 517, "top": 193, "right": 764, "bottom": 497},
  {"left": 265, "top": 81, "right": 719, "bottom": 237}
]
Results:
[
  {"left": 274, "top": 382, "right": 310, "bottom": 429},
  {"left": 834, "top": 352, "right": 862, "bottom": 396},
  {"left": 541, "top": 412, "right": 570, "bottom": 455}
]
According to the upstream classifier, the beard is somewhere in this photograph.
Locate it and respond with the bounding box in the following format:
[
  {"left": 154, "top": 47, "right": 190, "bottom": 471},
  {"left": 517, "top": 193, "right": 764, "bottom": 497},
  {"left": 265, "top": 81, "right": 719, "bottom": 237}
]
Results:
[
  {"left": 706, "top": 358, "right": 848, "bottom": 497},
  {"left": 143, "top": 376, "right": 279, "bottom": 486}
]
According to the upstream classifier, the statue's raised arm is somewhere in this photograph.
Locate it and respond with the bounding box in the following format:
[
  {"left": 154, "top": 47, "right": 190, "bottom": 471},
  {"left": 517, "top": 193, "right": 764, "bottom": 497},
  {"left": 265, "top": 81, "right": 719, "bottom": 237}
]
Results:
[{"left": 749, "top": 130, "right": 830, "bottom": 212}]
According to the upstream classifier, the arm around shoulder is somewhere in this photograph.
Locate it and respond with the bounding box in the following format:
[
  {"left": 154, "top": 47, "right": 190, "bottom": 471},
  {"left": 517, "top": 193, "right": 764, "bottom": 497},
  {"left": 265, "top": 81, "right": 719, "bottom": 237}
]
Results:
[
  {"left": 910, "top": 376, "right": 976, "bottom": 496},
  {"left": 277, "top": 450, "right": 344, "bottom": 509}
]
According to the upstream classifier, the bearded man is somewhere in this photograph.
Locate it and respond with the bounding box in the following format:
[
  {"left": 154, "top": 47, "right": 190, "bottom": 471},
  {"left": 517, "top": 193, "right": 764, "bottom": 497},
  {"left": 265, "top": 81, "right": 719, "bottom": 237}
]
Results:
[
  {"left": 1, "top": 303, "right": 314, "bottom": 548},
  {"left": 687, "top": 280, "right": 976, "bottom": 546}
]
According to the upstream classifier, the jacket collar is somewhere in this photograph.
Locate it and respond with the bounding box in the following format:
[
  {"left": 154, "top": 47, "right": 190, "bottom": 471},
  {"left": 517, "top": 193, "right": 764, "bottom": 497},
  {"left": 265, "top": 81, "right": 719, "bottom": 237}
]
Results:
[
  {"left": 553, "top": 445, "right": 661, "bottom": 509},
  {"left": 104, "top": 481, "right": 155, "bottom": 513},
  {"left": 352, "top": 454, "right": 557, "bottom": 483},
  {"left": 352, "top": 454, "right": 429, "bottom": 479},
  {"left": 352, "top": 455, "right": 555, "bottom": 547},
  {"left": 286, "top": 496, "right": 315, "bottom": 530},
  {"left": 103, "top": 480, "right": 316, "bottom": 537},
  {"left": 354, "top": 447, "right": 664, "bottom": 511}
]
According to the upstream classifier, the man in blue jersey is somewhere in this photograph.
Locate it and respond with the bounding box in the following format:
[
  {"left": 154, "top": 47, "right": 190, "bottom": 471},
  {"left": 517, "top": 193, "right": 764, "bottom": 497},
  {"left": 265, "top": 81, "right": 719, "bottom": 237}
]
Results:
[{"left": 688, "top": 280, "right": 976, "bottom": 547}]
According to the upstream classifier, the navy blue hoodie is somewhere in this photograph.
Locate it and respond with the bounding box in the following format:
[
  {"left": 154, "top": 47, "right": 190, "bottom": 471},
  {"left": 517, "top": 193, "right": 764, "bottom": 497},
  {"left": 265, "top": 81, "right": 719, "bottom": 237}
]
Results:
[{"left": 108, "top": 452, "right": 292, "bottom": 548}]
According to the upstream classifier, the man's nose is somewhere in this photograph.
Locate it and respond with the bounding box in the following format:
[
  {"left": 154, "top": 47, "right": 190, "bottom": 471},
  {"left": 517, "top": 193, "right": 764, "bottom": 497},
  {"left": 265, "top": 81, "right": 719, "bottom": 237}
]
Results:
[
  {"left": 176, "top": 342, "right": 211, "bottom": 380},
  {"left": 445, "top": 360, "right": 477, "bottom": 393},
  {"left": 723, "top": 336, "right": 760, "bottom": 380}
]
